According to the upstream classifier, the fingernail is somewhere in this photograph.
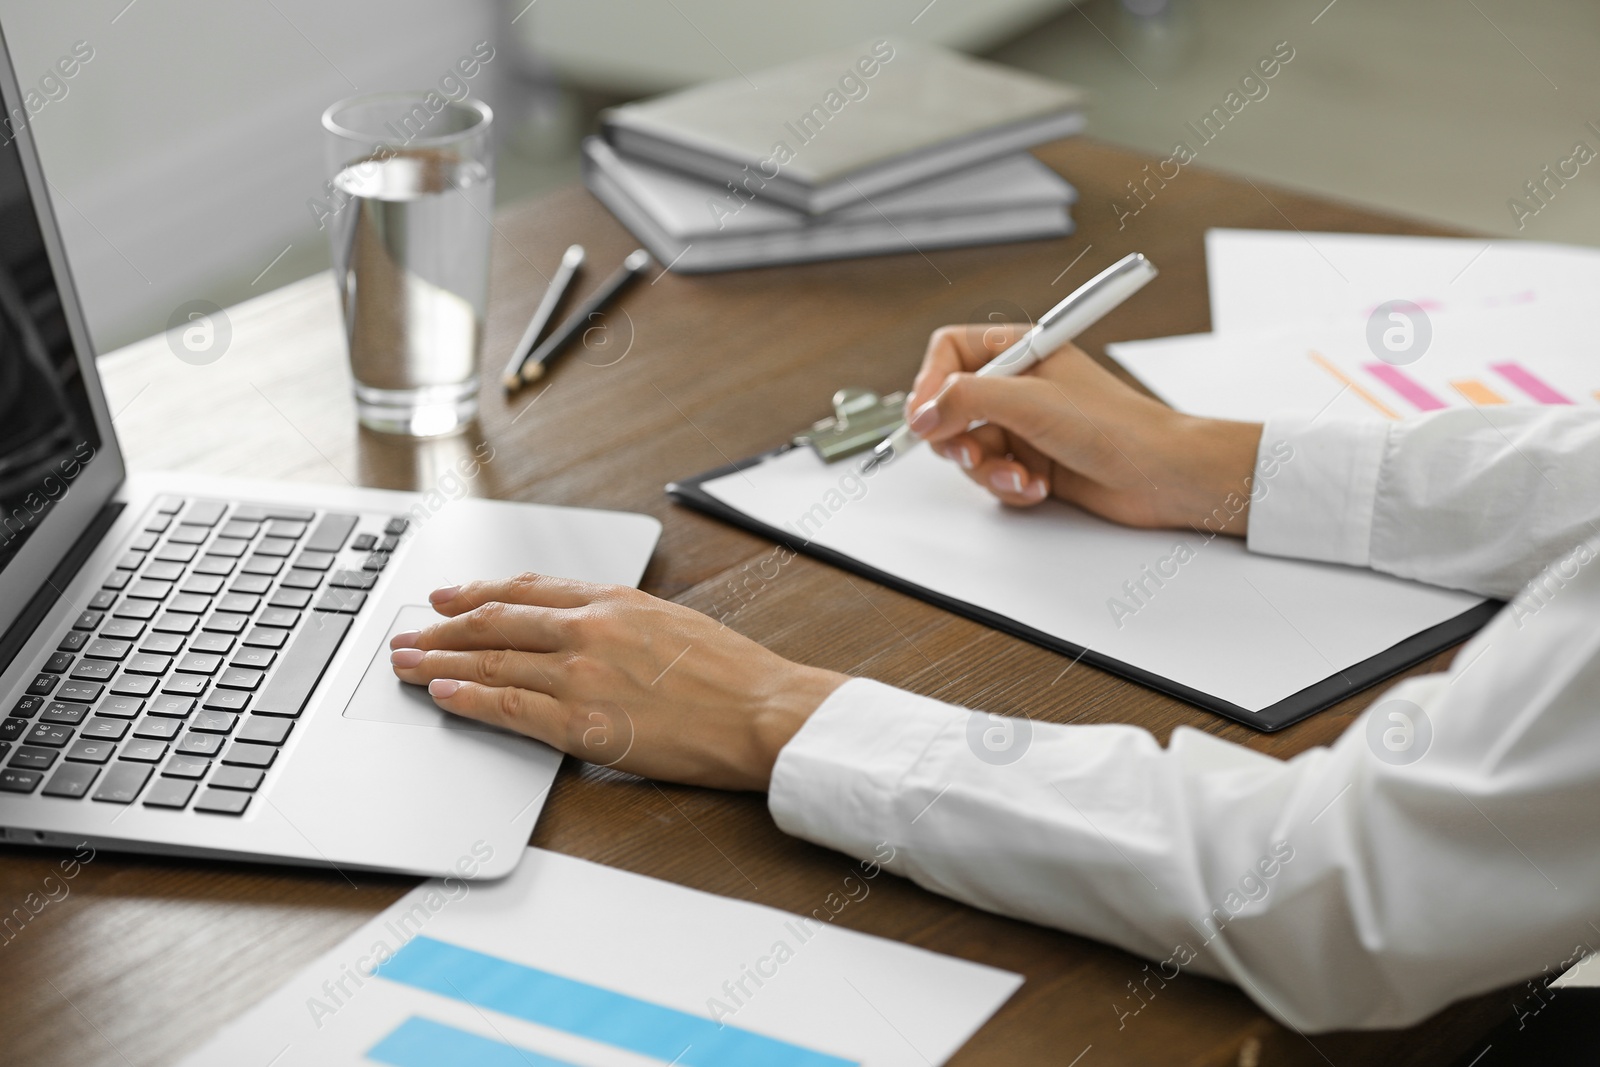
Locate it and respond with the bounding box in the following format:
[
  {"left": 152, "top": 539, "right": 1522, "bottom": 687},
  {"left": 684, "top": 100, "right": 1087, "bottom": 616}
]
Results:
[
  {"left": 957, "top": 445, "right": 974, "bottom": 470},
  {"left": 429, "top": 679, "right": 462, "bottom": 698},
  {"left": 1011, "top": 471, "right": 1024, "bottom": 493},
  {"left": 1029, "top": 477, "right": 1049, "bottom": 499},
  {"left": 390, "top": 648, "right": 424, "bottom": 668},
  {"left": 908, "top": 401, "right": 941, "bottom": 436},
  {"left": 989, "top": 470, "right": 1014, "bottom": 493},
  {"left": 430, "top": 585, "right": 460, "bottom": 604},
  {"left": 390, "top": 629, "right": 420, "bottom": 649}
]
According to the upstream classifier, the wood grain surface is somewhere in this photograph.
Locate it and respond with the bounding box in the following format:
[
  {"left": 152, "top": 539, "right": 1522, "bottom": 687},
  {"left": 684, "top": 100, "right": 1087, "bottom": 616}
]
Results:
[{"left": 2, "top": 138, "right": 1511, "bottom": 1067}]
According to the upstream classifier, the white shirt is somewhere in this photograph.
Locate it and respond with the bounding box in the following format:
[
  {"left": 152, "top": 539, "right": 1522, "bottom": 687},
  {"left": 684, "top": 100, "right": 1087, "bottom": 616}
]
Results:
[{"left": 768, "top": 407, "right": 1600, "bottom": 1033}]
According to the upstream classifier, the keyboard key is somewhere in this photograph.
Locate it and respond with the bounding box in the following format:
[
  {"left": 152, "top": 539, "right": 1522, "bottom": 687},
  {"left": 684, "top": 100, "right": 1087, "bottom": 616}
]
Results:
[
  {"left": 202, "top": 690, "right": 250, "bottom": 712},
  {"left": 152, "top": 613, "right": 198, "bottom": 634},
  {"left": 168, "top": 593, "right": 212, "bottom": 614},
  {"left": 326, "top": 566, "right": 376, "bottom": 591},
  {"left": 255, "top": 613, "right": 351, "bottom": 718},
  {"left": 9, "top": 746, "right": 58, "bottom": 770},
  {"left": 101, "top": 618, "right": 145, "bottom": 639},
  {"left": 229, "top": 647, "right": 275, "bottom": 670},
  {"left": 138, "top": 633, "right": 185, "bottom": 655},
  {"left": 57, "top": 681, "right": 105, "bottom": 703},
  {"left": 133, "top": 717, "right": 182, "bottom": 741},
  {"left": 148, "top": 696, "right": 196, "bottom": 718},
  {"left": 176, "top": 732, "right": 224, "bottom": 757},
  {"left": 27, "top": 672, "right": 59, "bottom": 695},
  {"left": 220, "top": 519, "right": 262, "bottom": 540},
  {"left": 81, "top": 717, "right": 130, "bottom": 741},
  {"left": 154, "top": 495, "right": 184, "bottom": 514},
  {"left": 377, "top": 535, "right": 400, "bottom": 553},
  {"left": 167, "top": 524, "right": 211, "bottom": 544},
  {"left": 217, "top": 593, "right": 261, "bottom": 614},
  {"left": 143, "top": 560, "right": 185, "bottom": 581},
  {"left": 0, "top": 768, "right": 44, "bottom": 793},
  {"left": 100, "top": 570, "right": 132, "bottom": 591},
  {"left": 76, "top": 610, "right": 107, "bottom": 631},
  {"left": 161, "top": 754, "right": 210, "bottom": 779},
  {"left": 279, "top": 569, "right": 322, "bottom": 591},
  {"left": 108, "top": 675, "right": 157, "bottom": 698},
  {"left": 183, "top": 501, "right": 227, "bottom": 526},
  {"left": 44, "top": 651, "right": 74, "bottom": 674},
  {"left": 86, "top": 638, "right": 133, "bottom": 660},
  {"left": 267, "top": 587, "right": 313, "bottom": 608},
  {"left": 0, "top": 718, "right": 29, "bottom": 742},
  {"left": 87, "top": 589, "right": 118, "bottom": 611},
  {"left": 182, "top": 574, "right": 226, "bottom": 596},
  {"left": 209, "top": 765, "right": 264, "bottom": 791},
  {"left": 194, "top": 788, "right": 250, "bottom": 815},
  {"left": 362, "top": 553, "right": 390, "bottom": 572},
  {"left": 40, "top": 702, "right": 89, "bottom": 725},
  {"left": 384, "top": 516, "right": 409, "bottom": 536},
  {"left": 24, "top": 723, "right": 74, "bottom": 746},
  {"left": 10, "top": 695, "right": 45, "bottom": 718},
  {"left": 241, "top": 554, "right": 284, "bottom": 574},
  {"left": 305, "top": 513, "right": 358, "bottom": 552},
  {"left": 129, "top": 531, "right": 159, "bottom": 552},
  {"left": 352, "top": 533, "right": 377, "bottom": 552},
  {"left": 57, "top": 630, "right": 90, "bottom": 651},
  {"left": 207, "top": 538, "right": 250, "bottom": 559},
  {"left": 42, "top": 763, "right": 99, "bottom": 798},
  {"left": 144, "top": 512, "right": 172, "bottom": 532},
  {"left": 218, "top": 667, "right": 264, "bottom": 691},
  {"left": 237, "top": 717, "right": 292, "bottom": 745},
  {"left": 195, "top": 554, "right": 237, "bottom": 574},
  {"left": 153, "top": 543, "right": 197, "bottom": 563},
  {"left": 142, "top": 778, "right": 195, "bottom": 809},
  {"left": 111, "top": 598, "right": 158, "bottom": 620},
  {"left": 161, "top": 674, "right": 208, "bottom": 697},
  {"left": 259, "top": 608, "right": 300, "bottom": 628},
  {"left": 293, "top": 550, "right": 336, "bottom": 572},
  {"left": 203, "top": 612, "right": 249, "bottom": 634},
  {"left": 265, "top": 519, "right": 308, "bottom": 539},
  {"left": 242, "top": 627, "right": 289, "bottom": 649},
  {"left": 127, "top": 578, "right": 173, "bottom": 600},
  {"left": 120, "top": 739, "right": 168, "bottom": 762},
  {"left": 92, "top": 762, "right": 152, "bottom": 803},
  {"left": 190, "top": 633, "right": 235, "bottom": 654},
  {"left": 69, "top": 661, "right": 116, "bottom": 682},
  {"left": 125, "top": 653, "right": 171, "bottom": 675},
  {"left": 314, "top": 589, "right": 367, "bottom": 614},
  {"left": 252, "top": 538, "right": 296, "bottom": 558},
  {"left": 65, "top": 738, "right": 117, "bottom": 764},
  {"left": 191, "top": 711, "right": 237, "bottom": 734},
  {"left": 230, "top": 574, "right": 273, "bottom": 595},
  {"left": 115, "top": 552, "right": 145, "bottom": 571},
  {"left": 95, "top": 696, "right": 144, "bottom": 719},
  {"left": 177, "top": 652, "right": 224, "bottom": 675}
]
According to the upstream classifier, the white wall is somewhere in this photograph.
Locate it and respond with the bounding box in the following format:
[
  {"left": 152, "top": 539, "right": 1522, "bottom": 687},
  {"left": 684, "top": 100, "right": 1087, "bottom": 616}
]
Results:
[{"left": 0, "top": 0, "right": 498, "bottom": 353}]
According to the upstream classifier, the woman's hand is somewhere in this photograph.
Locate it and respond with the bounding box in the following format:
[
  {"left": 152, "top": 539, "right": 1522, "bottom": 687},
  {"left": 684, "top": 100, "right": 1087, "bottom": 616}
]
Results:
[
  {"left": 904, "top": 323, "right": 1265, "bottom": 534},
  {"left": 388, "top": 573, "right": 848, "bottom": 790}
]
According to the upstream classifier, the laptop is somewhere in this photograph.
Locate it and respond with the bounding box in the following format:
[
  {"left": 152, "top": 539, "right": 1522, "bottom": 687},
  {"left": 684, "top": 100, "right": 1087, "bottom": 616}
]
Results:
[{"left": 0, "top": 37, "right": 659, "bottom": 880}]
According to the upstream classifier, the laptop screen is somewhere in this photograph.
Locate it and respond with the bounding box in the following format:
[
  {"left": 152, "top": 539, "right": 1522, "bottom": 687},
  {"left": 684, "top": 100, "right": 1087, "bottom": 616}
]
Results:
[{"left": 0, "top": 124, "right": 101, "bottom": 574}]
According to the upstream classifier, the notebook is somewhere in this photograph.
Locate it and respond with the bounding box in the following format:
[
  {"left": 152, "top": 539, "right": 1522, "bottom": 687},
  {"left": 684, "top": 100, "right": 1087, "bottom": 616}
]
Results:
[
  {"left": 668, "top": 446, "right": 1494, "bottom": 731},
  {"left": 583, "top": 138, "right": 1076, "bottom": 273},
  {"left": 602, "top": 40, "right": 1086, "bottom": 215}
]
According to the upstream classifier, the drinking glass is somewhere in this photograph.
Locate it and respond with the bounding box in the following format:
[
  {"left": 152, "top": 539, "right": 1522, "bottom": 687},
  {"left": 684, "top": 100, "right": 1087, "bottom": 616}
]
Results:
[{"left": 322, "top": 92, "right": 494, "bottom": 436}]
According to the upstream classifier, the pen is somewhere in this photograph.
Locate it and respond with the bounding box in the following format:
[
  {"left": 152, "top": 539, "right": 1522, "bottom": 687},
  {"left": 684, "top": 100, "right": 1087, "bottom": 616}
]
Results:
[
  {"left": 863, "top": 251, "right": 1159, "bottom": 471},
  {"left": 515, "top": 249, "right": 653, "bottom": 387},
  {"left": 503, "top": 244, "right": 585, "bottom": 392}
]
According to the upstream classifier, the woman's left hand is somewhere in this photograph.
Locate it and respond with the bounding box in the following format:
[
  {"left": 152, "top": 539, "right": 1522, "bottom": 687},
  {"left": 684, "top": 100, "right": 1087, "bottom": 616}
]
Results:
[{"left": 387, "top": 572, "right": 848, "bottom": 791}]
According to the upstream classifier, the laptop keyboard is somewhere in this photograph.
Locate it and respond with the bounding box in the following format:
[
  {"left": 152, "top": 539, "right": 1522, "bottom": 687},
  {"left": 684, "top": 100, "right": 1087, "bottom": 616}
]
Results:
[{"left": 0, "top": 496, "right": 409, "bottom": 816}]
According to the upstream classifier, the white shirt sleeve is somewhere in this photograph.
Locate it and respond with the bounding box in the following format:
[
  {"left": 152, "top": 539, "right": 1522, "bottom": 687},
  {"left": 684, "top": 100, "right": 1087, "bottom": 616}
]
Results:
[{"left": 769, "top": 409, "right": 1600, "bottom": 1032}]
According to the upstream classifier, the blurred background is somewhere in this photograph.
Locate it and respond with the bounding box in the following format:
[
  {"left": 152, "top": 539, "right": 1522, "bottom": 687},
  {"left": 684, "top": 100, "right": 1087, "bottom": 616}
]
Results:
[{"left": 1, "top": 0, "right": 1595, "bottom": 354}]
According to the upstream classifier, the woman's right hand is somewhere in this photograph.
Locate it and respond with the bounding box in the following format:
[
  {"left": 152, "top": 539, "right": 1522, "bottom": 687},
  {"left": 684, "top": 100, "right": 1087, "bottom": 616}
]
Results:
[{"left": 903, "top": 323, "right": 1266, "bottom": 535}]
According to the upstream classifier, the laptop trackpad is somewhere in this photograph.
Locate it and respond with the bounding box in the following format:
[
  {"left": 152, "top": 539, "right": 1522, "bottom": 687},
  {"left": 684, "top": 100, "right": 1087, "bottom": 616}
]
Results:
[{"left": 343, "top": 605, "right": 496, "bottom": 731}]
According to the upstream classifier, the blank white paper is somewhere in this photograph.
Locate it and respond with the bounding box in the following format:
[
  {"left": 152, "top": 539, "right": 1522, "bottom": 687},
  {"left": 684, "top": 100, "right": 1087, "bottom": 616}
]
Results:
[
  {"left": 177, "top": 847, "right": 1022, "bottom": 1067},
  {"left": 700, "top": 447, "right": 1480, "bottom": 713}
]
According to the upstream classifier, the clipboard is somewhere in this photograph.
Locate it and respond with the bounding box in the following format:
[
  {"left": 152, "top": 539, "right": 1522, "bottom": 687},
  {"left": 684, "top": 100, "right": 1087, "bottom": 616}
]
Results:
[{"left": 666, "top": 393, "right": 1500, "bottom": 732}]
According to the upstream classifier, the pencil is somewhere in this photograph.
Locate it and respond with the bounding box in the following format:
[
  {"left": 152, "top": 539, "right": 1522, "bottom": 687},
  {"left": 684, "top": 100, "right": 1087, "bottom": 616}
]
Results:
[{"left": 502, "top": 244, "right": 585, "bottom": 393}]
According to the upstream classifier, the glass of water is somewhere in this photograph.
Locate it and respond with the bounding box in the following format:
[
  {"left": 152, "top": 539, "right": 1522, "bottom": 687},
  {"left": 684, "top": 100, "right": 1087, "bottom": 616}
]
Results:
[{"left": 322, "top": 92, "right": 494, "bottom": 437}]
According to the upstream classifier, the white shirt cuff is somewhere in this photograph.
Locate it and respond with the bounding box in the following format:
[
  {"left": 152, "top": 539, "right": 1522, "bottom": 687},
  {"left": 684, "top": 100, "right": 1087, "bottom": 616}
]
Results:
[
  {"left": 768, "top": 677, "right": 962, "bottom": 862},
  {"left": 1247, "top": 414, "right": 1388, "bottom": 567}
]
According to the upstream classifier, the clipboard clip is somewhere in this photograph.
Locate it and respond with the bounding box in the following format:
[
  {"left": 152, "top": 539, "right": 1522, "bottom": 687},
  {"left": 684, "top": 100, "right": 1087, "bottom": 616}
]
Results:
[{"left": 793, "top": 388, "right": 906, "bottom": 463}]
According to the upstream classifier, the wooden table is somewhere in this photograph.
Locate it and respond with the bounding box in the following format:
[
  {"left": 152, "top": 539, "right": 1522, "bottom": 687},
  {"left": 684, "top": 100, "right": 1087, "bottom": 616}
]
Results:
[{"left": 4, "top": 139, "right": 1512, "bottom": 1066}]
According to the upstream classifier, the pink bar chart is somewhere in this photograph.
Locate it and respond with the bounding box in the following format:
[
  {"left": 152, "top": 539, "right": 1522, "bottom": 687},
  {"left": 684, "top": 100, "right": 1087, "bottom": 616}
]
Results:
[
  {"left": 1490, "top": 361, "right": 1575, "bottom": 404},
  {"left": 1363, "top": 363, "right": 1448, "bottom": 412}
]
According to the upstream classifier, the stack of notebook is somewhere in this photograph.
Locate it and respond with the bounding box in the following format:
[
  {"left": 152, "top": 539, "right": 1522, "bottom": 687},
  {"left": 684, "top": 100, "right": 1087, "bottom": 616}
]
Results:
[{"left": 583, "top": 41, "right": 1086, "bottom": 273}]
